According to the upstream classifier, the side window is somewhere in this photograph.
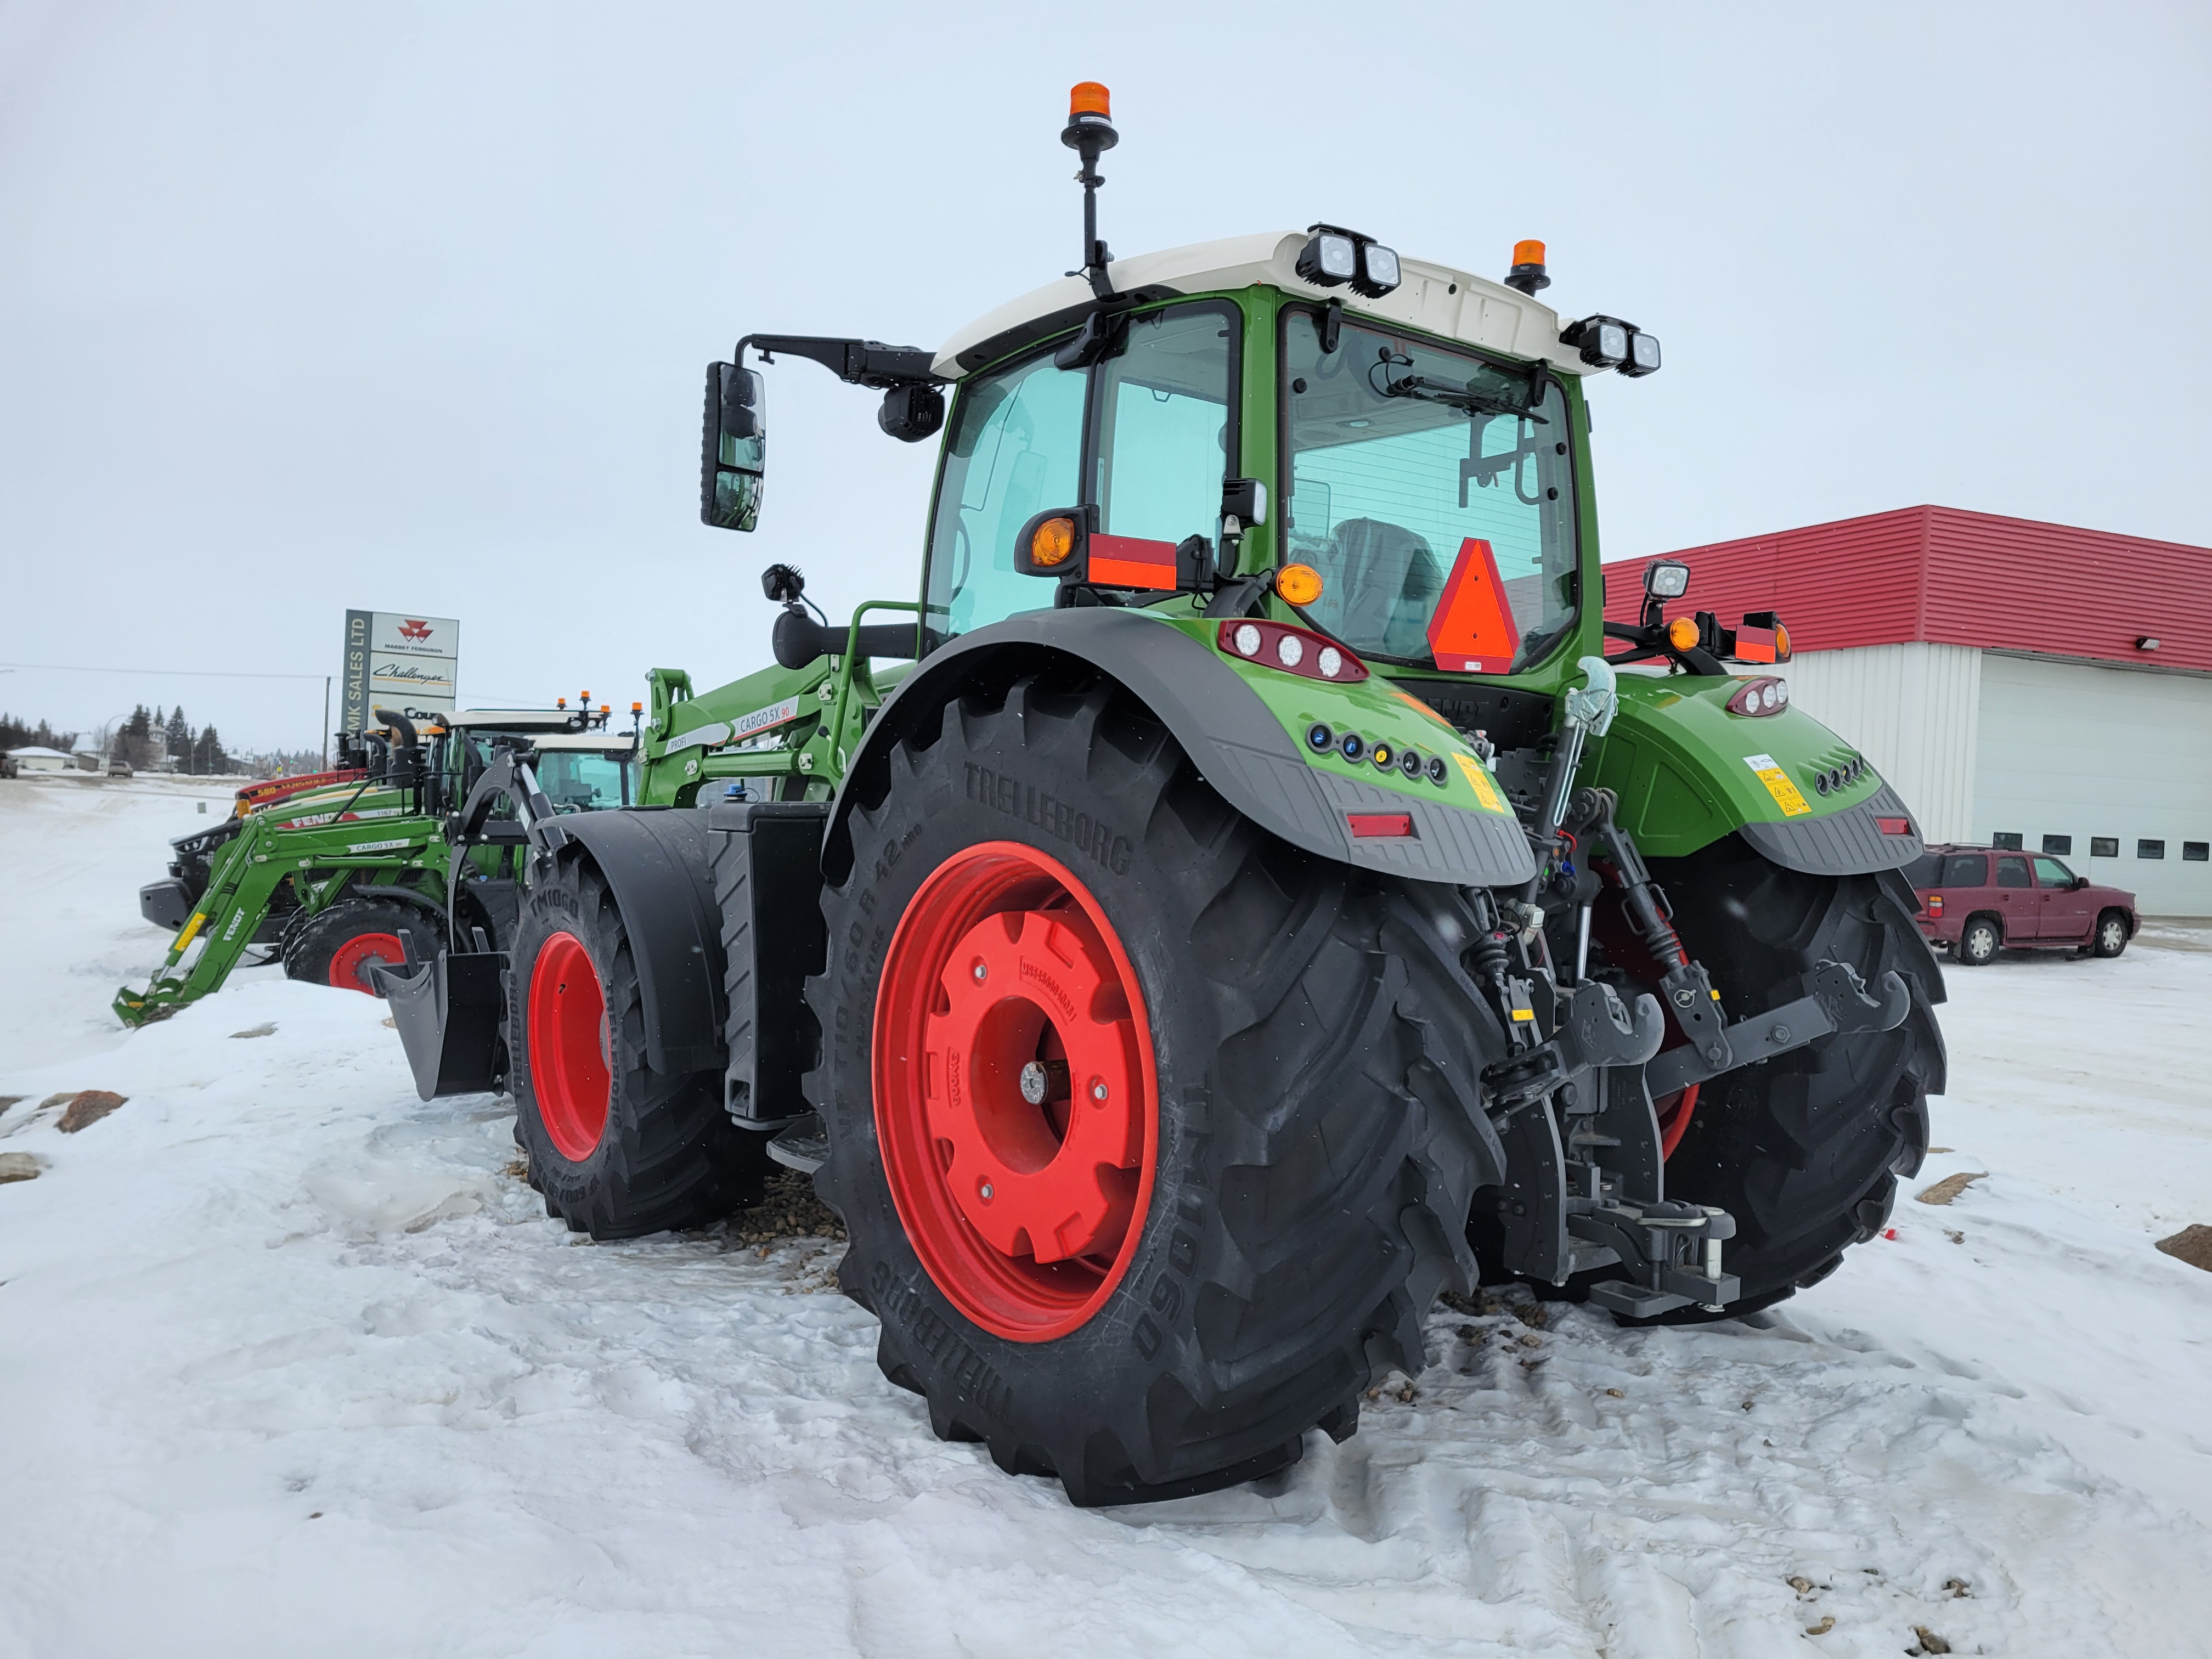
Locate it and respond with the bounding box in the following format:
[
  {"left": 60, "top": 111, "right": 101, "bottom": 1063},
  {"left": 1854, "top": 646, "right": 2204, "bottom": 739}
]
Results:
[
  {"left": 1094, "top": 306, "right": 1234, "bottom": 546},
  {"left": 1940, "top": 853, "right": 1987, "bottom": 886},
  {"left": 924, "top": 352, "right": 1086, "bottom": 639},
  {"left": 2033, "top": 857, "right": 2074, "bottom": 889},
  {"left": 1995, "top": 855, "right": 2032, "bottom": 889}
]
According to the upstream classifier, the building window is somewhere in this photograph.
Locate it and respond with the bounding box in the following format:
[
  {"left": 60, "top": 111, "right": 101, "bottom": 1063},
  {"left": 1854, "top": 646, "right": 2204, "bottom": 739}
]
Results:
[
  {"left": 2041, "top": 834, "right": 2072, "bottom": 855},
  {"left": 2186, "top": 842, "right": 2209, "bottom": 863},
  {"left": 2092, "top": 837, "right": 2120, "bottom": 858},
  {"left": 1991, "top": 831, "right": 2023, "bottom": 851},
  {"left": 2138, "top": 839, "right": 2165, "bottom": 860}
]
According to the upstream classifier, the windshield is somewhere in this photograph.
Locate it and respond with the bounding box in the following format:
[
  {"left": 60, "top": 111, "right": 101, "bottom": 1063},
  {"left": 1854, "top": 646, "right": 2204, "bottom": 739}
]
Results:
[
  {"left": 1282, "top": 311, "right": 1579, "bottom": 670},
  {"left": 534, "top": 748, "right": 635, "bottom": 811}
]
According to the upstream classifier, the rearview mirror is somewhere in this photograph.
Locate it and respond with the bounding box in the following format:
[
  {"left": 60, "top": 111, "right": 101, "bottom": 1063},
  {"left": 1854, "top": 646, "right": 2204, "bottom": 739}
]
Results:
[{"left": 700, "top": 362, "right": 766, "bottom": 532}]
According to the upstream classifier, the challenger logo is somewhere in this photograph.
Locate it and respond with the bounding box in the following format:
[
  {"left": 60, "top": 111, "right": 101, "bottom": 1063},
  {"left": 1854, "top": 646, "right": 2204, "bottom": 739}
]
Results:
[{"left": 397, "top": 618, "right": 432, "bottom": 642}]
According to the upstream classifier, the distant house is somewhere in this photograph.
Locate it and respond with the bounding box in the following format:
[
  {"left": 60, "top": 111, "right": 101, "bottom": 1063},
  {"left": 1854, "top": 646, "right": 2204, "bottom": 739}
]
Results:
[
  {"left": 71, "top": 743, "right": 102, "bottom": 773},
  {"left": 5, "top": 746, "right": 74, "bottom": 775}
]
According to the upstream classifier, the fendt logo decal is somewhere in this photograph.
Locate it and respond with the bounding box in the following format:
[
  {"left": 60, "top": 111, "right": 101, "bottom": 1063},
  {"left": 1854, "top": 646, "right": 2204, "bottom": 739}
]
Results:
[{"left": 397, "top": 618, "right": 433, "bottom": 642}]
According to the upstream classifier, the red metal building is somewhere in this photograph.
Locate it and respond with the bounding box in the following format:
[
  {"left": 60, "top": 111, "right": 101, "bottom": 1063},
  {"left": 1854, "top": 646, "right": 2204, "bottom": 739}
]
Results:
[{"left": 1604, "top": 506, "right": 2212, "bottom": 915}]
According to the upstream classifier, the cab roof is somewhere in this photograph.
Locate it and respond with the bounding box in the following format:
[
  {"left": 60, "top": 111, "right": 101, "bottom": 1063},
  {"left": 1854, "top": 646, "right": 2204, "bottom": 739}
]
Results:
[
  {"left": 934, "top": 230, "right": 1598, "bottom": 381},
  {"left": 442, "top": 709, "right": 605, "bottom": 732}
]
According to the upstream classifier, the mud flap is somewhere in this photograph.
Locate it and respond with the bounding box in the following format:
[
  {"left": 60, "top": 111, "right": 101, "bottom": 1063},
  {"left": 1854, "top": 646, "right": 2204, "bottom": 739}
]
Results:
[{"left": 374, "top": 948, "right": 509, "bottom": 1100}]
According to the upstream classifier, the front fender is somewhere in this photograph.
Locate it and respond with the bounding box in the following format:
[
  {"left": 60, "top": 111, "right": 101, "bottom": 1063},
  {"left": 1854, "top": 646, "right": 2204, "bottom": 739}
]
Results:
[
  {"left": 826, "top": 609, "right": 1537, "bottom": 889},
  {"left": 1585, "top": 676, "right": 1925, "bottom": 875}
]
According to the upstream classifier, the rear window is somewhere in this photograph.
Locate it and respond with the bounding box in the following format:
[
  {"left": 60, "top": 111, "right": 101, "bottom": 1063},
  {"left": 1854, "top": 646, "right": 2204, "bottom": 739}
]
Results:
[
  {"left": 1939, "top": 853, "right": 1988, "bottom": 887},
  {"left": 1903, "top": 854, "right": 1942, "bottom": 888}
]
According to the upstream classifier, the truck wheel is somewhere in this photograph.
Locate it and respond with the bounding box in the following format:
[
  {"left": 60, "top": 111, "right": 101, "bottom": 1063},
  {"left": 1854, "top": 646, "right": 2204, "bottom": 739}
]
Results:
[
  {"left": 810, "top": 670, "right": 1499, "bottom": 1506},
  {"left": 508, "top": 849, "right": 768, "bottom": 1238},
  {"left": 1957, "top": 916, "right": 2000, "bottom": 966},
  {"left": 2091, "top": 910, "right": 2130, "bottom": 958},
  {"left": 1613, "top": 840, "right": 1945, "bottom": 1322},
  {"left": 281, "top": 899, "right": 439, "bottom": 995}
]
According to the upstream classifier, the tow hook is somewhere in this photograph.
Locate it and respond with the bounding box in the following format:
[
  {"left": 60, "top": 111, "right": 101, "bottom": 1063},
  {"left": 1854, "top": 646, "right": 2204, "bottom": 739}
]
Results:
[{"left": 1573, "top": 1200, "right": 1740, "bottom": 1318}]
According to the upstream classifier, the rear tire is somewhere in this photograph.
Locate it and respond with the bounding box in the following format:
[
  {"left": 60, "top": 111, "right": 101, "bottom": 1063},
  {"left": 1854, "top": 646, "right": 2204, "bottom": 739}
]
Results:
[
  {"left": 810, "top": 669, "right": 1502, "bottom": 1506},
  {"left": 1957, "top": 916, "right": 2000, "bottom": 966},
  {"left": 2091, "top": 910, "right": 2129, "bottom": 958},
  {"left": 508, "top": 848, "right": 769, "bottom": 1238},
  {"left": 1590, "top": 839, "right": 1945, "bottom": 1323},
  {"left": 281, "top": 899, "right": 438, "bottom": 995}
]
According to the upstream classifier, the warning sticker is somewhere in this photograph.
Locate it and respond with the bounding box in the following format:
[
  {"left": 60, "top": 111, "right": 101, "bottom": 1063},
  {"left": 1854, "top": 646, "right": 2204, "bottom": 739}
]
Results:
[
  {"left": 1452, "top": 751, "right": 1508, "bottom": 815},
  {"left": 1743, "top": 753, "right": 1812, "bottom": 817}
]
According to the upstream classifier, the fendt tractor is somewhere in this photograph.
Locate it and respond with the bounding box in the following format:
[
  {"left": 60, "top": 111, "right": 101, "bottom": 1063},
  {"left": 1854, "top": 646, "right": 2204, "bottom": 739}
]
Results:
[
  {"left": 119, "top": 703, "right": 639, "bottom": 1025},
  {"left": 386, "top": 86, "right": 1943, "bottom": 1507}
]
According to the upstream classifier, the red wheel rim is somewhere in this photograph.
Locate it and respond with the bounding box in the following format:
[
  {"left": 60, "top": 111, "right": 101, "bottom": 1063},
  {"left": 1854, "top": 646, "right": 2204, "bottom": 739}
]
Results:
[
  {"left": 874, "top": 840, "right": 1157, "bottom": 1343},
  {"left": 528, "top": 930, "right": 612, "bottom": 1162},
  {"left": 328, "top": 932, "right": 406, "bottom": 995}
]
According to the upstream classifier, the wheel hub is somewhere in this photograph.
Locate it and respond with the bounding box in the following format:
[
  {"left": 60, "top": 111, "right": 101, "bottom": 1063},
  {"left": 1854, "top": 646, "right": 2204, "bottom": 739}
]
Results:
[
  {"left": 874, "top": 840, "right": 1157, "bottom": 1342},
  {"left": 328, "top": 931, "right": 405, "bottom": 994}
]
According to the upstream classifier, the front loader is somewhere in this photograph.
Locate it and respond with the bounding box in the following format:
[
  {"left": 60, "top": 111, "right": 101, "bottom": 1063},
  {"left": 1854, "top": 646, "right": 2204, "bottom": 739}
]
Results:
[
  {"left": 387, "top": 84, "right": 1943, "bottom": 1507},
  {"left": 117, "top": 704, "right": 639, "bottom": 1025}
]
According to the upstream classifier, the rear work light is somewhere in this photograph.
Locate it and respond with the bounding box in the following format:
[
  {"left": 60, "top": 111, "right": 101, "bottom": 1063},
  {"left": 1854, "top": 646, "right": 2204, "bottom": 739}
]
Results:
[
  {"left": 1217, "top": 619, "right": 1368, "bottom": 682},
  {"left": 1876, "top": 816, "right": 1914, "bottom": 836},
  {"left": 1724, "top": 676, "right": 1790, "bottom": 717}
]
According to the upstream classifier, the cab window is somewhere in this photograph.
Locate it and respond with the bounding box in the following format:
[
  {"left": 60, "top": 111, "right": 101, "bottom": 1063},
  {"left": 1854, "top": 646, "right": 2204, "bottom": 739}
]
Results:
[{"left": 923, "top": 302, "right": 1238, "bottom": 644}]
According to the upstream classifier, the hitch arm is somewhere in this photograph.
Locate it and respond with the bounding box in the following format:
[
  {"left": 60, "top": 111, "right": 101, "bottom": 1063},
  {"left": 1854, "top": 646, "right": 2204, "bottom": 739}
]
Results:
[{"left": 1644, "top": 961, "right": 1912, "bottom": 1098}]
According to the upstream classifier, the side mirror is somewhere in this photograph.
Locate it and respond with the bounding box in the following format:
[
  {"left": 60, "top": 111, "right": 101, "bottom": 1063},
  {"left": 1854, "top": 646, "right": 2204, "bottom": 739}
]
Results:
[
  {"left": 1645, "top": 559, "right": 1690, "bottom": 600},
  {"left": 2074, "top": 874, "right": 2092, "bottom": 890},
  {"left": 700, "top": 362, "right": 766, "bottom": 532}
]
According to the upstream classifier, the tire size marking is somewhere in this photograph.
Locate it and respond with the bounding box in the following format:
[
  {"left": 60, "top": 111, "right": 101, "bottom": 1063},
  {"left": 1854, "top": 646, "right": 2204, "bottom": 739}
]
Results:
[
  {"left": 964, "top": 765, "right": 1132, "bottom": 876},
  {"left": 870, "top": 1260, "right": 1015, "bottom": 1419}
]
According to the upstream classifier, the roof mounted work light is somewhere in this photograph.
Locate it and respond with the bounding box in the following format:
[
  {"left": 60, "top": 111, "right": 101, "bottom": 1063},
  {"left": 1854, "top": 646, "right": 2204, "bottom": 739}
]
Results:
[
  {"left": 1295, "top": 224, "right": 1401, "bottom": 298},
  {"left": 1562, "top": 314, "right": 1662, "bottom": 378}
]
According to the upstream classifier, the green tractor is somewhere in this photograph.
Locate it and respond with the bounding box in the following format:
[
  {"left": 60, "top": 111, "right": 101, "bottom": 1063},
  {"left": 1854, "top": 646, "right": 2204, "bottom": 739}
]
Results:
[
  {"left": 118, "top": 704, "right": 639, "bottom": 1025},
  {"left": 387, "top": 87, "right": 1942, "bottom": 1506}
]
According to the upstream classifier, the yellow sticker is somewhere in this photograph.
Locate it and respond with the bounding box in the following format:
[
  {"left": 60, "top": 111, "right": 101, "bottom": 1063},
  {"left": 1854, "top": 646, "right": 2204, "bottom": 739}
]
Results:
[
  {"left": 1452, "top": 751, "right": 1507, "bottom": 815},
  {"left": 1743, "top": 753, "right": 1812, "bottom": 817},
  {"left": 1509, "top": 1005, "right": 1536, "bottom": 1023}
]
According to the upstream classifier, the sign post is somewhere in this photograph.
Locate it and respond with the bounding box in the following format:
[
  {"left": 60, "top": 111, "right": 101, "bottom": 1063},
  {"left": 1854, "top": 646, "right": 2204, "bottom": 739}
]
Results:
[{"left": 339, "top": 611, "right": 460, "bottom": 733}]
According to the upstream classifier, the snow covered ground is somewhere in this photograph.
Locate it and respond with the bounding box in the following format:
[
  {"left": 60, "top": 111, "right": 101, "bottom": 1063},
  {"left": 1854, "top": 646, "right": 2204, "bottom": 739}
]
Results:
[{"left": 3, "top": 770, "right": 2209, "bottom": 1659}]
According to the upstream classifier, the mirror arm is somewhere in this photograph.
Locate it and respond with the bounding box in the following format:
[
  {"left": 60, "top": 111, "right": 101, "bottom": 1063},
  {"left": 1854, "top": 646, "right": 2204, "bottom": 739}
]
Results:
[{"left": 735, "top": 334, "right": 945, "bottom": 391}]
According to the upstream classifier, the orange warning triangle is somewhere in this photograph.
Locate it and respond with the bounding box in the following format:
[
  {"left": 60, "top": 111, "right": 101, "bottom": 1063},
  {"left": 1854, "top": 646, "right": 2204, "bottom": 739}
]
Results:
[{"left": 1426, "top": 537, "right": 1519, "bottom": 673}]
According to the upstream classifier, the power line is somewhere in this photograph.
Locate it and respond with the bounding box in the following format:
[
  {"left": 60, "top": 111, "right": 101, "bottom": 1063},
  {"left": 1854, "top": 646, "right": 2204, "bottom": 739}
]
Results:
[{"left": 0, "top": 662, "right": 329, "bottom": 681}]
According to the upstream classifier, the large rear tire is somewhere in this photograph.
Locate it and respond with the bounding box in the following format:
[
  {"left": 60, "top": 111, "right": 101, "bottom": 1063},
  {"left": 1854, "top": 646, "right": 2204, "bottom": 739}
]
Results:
[
  {"left": 1618, "top": 838, "right": 1946, "bottom": 1322},
  {"left": 810, "top": 669, "right": 1503, "bottom": 1506},
  {"left": 507, "top": 848, "right": 769, "bottom": 1238}
]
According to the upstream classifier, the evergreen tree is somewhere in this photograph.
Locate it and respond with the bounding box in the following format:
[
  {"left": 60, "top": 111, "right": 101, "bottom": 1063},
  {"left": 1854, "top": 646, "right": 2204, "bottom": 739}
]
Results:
[
  {"left": 198, "top": 725, "right": 231, "bottom": 774},
  {"left": 165, "top": 707, "right": 190, "bottom": 763}
]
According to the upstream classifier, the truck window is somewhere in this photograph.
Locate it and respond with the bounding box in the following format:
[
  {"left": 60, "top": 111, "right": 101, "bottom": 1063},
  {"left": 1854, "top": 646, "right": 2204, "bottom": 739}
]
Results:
[
  {"left": 1995, "top": 855, "right": 2032, "bottom": 889},
  {"left": 1939, "top": 853, "right": 1987, "bottom": 885},
  {"left": 2033, "top": 856, "right": 2075, "bottom": 889}
]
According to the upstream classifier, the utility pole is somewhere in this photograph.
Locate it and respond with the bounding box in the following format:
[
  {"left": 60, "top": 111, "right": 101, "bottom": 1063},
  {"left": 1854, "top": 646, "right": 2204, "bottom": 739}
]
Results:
[{"left": 322, "top": 675, "right": 331, "bottom": 770}]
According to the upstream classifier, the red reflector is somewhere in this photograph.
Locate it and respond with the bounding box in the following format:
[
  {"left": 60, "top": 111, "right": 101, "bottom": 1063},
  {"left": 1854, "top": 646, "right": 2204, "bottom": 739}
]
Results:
[
  {"left": 1876, "top": 816, "right": 1912, "bottom": 836},
  {"left": 1087, "top": 533, "right": 1179, "bottom": 590},
  {"left": 1347, "top": 813, "right": 1415, "bottom": 839}
]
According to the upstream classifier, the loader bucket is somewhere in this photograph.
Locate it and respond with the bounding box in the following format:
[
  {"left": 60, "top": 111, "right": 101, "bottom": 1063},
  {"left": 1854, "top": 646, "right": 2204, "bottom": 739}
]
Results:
[{"left": 374, "top": 950, "right": 510, "bottom": 1100}]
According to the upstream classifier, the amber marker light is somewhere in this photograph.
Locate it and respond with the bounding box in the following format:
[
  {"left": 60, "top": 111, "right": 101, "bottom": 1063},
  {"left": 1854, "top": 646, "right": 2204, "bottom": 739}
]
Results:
[
  {"left": 1069, "top": 81, "right": 1111, "bottom": 118},
  {"left": 1276, "top": 563, "right": 1325, "bottom": 605},
  {"left": 1667, "top": 617, "right": 1701, "bottom": 651},
  {"left": 1030, "top": 515, "right": 1077, "bottom": 567},
  {"left": 631, "top": 701, "right": 643, "bottom": 713},
  {"left": 1505, "top": 239, "right": 1550, "bottom": 296}
]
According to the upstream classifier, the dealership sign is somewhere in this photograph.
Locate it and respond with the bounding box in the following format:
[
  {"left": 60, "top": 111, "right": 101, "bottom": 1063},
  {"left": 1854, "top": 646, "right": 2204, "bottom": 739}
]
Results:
[{"left": 340, "top": 610, "right": 461, "bottom": 732}]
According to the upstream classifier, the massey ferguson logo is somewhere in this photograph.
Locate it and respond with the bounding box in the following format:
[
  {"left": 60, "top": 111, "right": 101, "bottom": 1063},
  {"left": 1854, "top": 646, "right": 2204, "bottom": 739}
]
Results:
[{"left": 397, "top": 619, "right": 433, "bottom": 642}]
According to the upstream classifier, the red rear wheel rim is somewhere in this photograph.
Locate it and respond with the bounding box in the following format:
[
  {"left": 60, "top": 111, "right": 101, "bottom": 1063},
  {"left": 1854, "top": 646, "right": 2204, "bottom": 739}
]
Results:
[
  {"left": 874, "top": 840, "right": 1157, "bottom": 1342},
  {"left": 328, "top": 932, "right": 405, "bottom": 995},
  {"left": 528, "top": 930, "right": 612, "bottom": 1162}
]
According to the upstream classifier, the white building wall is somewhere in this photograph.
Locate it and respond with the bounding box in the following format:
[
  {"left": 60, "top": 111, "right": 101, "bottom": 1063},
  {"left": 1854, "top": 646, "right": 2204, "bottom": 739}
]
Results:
[
  {"left": 1972, "top": 653, "right": 2212, "bottom": 917},
  {"left": 1777, "top": 642, "right": 1983, "bottom": 842}
]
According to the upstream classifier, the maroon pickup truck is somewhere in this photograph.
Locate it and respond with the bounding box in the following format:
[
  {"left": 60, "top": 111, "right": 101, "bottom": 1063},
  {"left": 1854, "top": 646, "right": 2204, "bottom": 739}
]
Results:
[{"left": 1906, "top": 844, "right": 2138, "bottom": 966}]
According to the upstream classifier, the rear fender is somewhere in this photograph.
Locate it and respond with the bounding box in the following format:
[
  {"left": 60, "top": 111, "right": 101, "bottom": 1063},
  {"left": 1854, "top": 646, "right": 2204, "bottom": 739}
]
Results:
[
  {"left": 825, "top": 609, "right": 1537, "bottom": 888},
  {"left": 542, "top": 808, "right": 726, "bottom": 1075},
  {"left": 1584, "top": 678, "right": 1925, "bottom": 876}
]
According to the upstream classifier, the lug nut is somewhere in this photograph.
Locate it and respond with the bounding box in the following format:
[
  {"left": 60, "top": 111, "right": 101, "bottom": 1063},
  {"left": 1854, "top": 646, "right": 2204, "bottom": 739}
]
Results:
[
  {"left": 972, "top": 961, "right": 987, "bottom": 982},
  {"left": 1091, "top": 1079, "right": 1108, "bottom": 1102},
  {"left": 979, "top": 1182, "right": 994, "bottom": 1201}
]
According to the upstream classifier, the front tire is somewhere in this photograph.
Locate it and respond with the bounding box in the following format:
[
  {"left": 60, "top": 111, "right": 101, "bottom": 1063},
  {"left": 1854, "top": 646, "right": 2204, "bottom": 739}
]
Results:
[
  {"left": 507, "top": 848, "right": 769, "bottom": 1238},
  {"left": 1958, "top": 916, "right": 2001, "bottom": 966},
  {"left": 2091, "top": 910, "right": 2130, "bottom": 958},
  {"left": 281, "top": 898, "right": 438, "bottom": 995},
  {"left": 810, "top": 670, "right": 1502, "bottom": 1505}
]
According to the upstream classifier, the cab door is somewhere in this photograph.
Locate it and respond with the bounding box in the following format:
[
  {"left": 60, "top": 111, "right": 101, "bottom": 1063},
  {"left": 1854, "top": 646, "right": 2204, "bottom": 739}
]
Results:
[{"left": 2034, "top": 856, "right": 2094, "bottom": 943}]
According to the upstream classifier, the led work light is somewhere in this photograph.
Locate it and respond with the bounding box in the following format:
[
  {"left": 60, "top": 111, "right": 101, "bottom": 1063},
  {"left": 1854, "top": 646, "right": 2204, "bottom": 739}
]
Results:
[
  {"left": 1295, "top": 224, "right": 1401, "bottom": 298},
  {"left": 1563, "top": 315, "right": 1662, "bottom": 379}
]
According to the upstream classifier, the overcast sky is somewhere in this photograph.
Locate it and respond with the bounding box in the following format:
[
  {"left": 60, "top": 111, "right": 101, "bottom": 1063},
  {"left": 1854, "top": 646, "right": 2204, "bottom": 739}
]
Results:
[{"left": 3, "top": 1, "right": 2206, "bottom": 751}]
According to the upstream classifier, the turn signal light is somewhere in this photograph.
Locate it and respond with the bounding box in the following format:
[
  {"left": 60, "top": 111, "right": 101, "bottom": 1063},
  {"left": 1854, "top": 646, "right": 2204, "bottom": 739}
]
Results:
[
  {"left": 1667, "top": 617, "right": 1701, "bottom": 652},
  {"left": 1029, "top": 515, "right": 1077, "bottom": 567},
  {"left": 1927, "top": 894, "right": 1944, "bottom": 917},
  {"left": 1276, "top": 562, "right": 1325, "bottom": 605}
]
